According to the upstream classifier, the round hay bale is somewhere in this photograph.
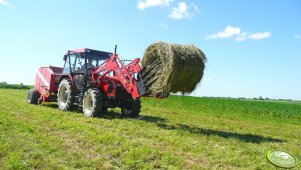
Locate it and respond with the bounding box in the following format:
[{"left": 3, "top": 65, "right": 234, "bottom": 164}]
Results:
[{"left": 140, "top": 42, "right": 206, "bottom": 97}]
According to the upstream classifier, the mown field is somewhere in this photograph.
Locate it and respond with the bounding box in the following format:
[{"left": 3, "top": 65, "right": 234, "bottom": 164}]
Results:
[{"left": 0, "top": 89, "right": 300, "bottom": 169}]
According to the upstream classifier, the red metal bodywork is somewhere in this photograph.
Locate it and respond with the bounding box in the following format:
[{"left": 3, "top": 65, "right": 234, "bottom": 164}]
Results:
[
  {"left": 33, "top": 49, "right": 144, "bottom": 104},
  {"left": 92, "top": 54, "right": 142, "bottom": 99},
  {"left": 34, "top": 66, "right": 62, "bottom": 102}
]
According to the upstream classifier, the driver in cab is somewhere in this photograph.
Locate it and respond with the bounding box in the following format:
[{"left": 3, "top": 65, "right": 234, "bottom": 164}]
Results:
[{"left": 82, "top": 58, "right": 95, "bottom": 72}]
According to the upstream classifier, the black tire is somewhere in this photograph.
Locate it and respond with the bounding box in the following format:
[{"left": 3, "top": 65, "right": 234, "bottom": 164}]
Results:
[
  {"left": 57, "top": 79, "right": 77, "bottom": 111},
  {"left": 103, "top": 106, "right": 108, "bottom": 114},
  {"left": 121, "top": 98, "right": 141, "bottom": 117},
  {"left": 82, "top": 88, "right": 105, "bottom": 117},
  {"left": 27, "top": 89, "right": 40, "bottom": 105}
]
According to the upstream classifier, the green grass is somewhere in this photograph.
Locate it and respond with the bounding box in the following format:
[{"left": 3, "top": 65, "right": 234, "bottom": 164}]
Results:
[
  {"left": 0, "top": 89, "right": 300, "bottom": 169},
  {"left": 0, "top": 84, "right": 33, "bottom": 90}
]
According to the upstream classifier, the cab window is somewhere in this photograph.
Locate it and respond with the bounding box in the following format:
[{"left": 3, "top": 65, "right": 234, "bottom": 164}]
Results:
[
  {"left": 72, "top": 54, "right": 84, "bottom": 73},
  {"left": 62, "top": 57, "right": 71, "bottom": 74}
]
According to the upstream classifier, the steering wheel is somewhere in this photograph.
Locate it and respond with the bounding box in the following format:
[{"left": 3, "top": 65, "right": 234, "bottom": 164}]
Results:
[{"left": 86, "top": 67, "right": 94, "bottom": 73}]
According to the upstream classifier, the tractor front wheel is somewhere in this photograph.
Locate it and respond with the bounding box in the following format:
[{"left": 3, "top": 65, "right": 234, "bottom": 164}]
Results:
[
  {"left": 83, "top": 88, "right": 105, "bottom": 117},
  {"left": 121, "top": 98, "right": 141, "bottom": 117},
  {"left": 57, "top": 79, "right": 77, "bottom": 111}
]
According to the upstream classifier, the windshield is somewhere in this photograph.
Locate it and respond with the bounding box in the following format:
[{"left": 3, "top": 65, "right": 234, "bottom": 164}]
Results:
[{"left": 62, "top": 51, "right": 112, "bottom": 74}]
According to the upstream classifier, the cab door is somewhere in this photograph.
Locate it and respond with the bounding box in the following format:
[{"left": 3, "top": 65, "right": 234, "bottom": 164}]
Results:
[{"left": 69, "top": 54, "right": 85, "bottom": 90}]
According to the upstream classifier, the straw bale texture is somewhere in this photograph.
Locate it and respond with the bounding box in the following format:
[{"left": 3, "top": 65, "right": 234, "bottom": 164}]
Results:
[{"left": 140, "top": 42, "right": 206, "bottom": 97}]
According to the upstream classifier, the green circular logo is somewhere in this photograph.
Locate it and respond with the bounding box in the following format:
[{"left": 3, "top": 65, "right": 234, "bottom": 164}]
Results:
[{"left": 266, "top": 150, "right": 298, "bottom": 169}]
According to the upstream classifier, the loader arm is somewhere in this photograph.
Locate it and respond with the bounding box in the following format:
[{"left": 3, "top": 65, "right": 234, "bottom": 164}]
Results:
[
  {"left": 91, "top": 54, "right": 143, "bottom": 99},
  {"left": 125, "top": 58, "right": 141, "bottom": 75}
]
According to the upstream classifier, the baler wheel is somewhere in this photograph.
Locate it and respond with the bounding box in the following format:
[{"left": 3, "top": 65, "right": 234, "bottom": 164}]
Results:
[
  {"left": 83, "top": 88, "right": 105, "bottom": 117},
  {"left": 121, "top": 98, "right": 141, "bottom": 117},
  {"left": 27, "top": 89, "right": 40, "bottom": 105},
  {"left": 57, "top": 79, "right": 77, "bottom": 111}
]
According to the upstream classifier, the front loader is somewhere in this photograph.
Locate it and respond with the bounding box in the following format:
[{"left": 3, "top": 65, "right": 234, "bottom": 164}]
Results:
[{"left": 28, "top": 47, "right": 146, "bottom": 117}]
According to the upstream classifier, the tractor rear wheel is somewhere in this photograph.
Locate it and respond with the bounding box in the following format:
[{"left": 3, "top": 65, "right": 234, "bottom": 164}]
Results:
[
  {"left": 27, "top": 89, "right": 40, "bottom": 105},
  {"left": 83, "top": 88, "right": 105, "bottom": 117},
  {"left": 121, "top": 98, "right": 141, "bottom": 117},
  {"left": 57, "top": 79, "right": 77, "bottom": 111}
]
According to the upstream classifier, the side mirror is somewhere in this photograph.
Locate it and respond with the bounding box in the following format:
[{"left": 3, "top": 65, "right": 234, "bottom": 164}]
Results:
[{"left": 63, "top": 55, "right": 67, "bottom": 61}]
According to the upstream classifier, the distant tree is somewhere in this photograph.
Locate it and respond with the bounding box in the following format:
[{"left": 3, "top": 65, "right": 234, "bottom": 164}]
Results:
[
  {"left": 265, "top": 97, "right": 270, "bottom": 100},
  {"left": 258, "top": 96, "right": 264, "bottom": 100},
  {"left": 20, "top": 83, "right": 24, "bottom": 86},
  {"left": 0, "top": 81, "right": 7, "bottom": 84}
]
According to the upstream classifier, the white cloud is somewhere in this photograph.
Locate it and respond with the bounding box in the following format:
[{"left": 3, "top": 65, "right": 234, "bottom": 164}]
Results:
[
  {"left": 137, "top": 0, "right": 173, "bottom": 10},
  {"left": 191, "top": 3, "right": 199, "bottom": 12},
  {"left": 248, "top": 32, "right": 271, "bottom": 40},
  {"left": 0, "top": 0, "right": 9, "bottom": 6},
  {"left": 206, "top": 25, "right": 271, "bottom": 42},
  {"left": 235, "top": 32, "right": 248, "bottom": 42},
  {"left": 294, "top": 34, "right": 301, "bottom": 39},
  {"left": 159, "top": 23, "right": 167, "bottom": 28},
  {"left": 235, "top": 37, "right": 246, "bottom": 42},
  {"left": 168, "top": 2, "right": 199, "bottom": 19},
  {"left": 207, "top": 26, "right": 241, "bottom": 39}
]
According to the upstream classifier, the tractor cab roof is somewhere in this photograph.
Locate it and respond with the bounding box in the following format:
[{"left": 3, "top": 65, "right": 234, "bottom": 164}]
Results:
[{"left": 64, "top": 48, "right": 113, "bottom": 61}]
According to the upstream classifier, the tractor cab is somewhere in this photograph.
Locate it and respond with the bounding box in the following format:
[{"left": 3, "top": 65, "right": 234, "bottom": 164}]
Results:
[
  {"left": 61, "top": 48, "right": 113, "bottom": 89},
  {"left": 62, "top": 48, "right": 112, "bottom": 74}
]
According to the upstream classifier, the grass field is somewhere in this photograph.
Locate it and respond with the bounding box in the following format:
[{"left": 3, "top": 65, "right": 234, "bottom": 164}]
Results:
[
  {"left": 0, "top": 89, "right": 300, "bottom": 169},
  {"left": 0, "top": 84, "right": 32, "bottom": 90}
]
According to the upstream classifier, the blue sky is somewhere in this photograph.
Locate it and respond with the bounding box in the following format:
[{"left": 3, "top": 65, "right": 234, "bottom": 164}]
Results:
[{"left": 0, "top": 0, "right": 300, "bottom": 99}]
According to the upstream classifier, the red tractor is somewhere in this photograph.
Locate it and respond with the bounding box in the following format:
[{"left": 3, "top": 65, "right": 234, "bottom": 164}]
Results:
[{"left": 28, "top": 47, "right": 146, "bottom": 117}]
